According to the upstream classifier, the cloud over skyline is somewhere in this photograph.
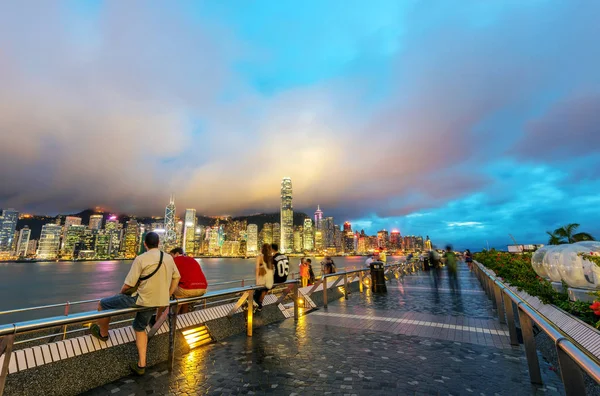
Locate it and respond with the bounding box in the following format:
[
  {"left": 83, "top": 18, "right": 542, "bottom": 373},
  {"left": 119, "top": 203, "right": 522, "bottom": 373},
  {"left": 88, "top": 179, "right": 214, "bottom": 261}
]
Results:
[{"left": 1, "top": 0, "right": 599, "bottom": 249}]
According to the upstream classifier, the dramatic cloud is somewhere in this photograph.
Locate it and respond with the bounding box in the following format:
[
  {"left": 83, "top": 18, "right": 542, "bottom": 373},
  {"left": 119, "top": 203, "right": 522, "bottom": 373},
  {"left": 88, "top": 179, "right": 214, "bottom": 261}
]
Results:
[{"left": 1, "top": 0, "right": 600, "bottom": 249}]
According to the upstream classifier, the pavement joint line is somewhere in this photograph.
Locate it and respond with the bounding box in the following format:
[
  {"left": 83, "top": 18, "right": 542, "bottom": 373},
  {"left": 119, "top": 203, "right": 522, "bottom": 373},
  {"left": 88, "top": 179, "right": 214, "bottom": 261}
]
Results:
[{"left": 309, "top": 311, "right": 510, "bottom": 337}]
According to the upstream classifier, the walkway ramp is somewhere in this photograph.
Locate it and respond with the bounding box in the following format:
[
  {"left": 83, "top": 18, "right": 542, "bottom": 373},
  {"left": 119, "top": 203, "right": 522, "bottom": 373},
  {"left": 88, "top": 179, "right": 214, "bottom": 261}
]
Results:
[{"left": 85, "top": 263, "right": 565, "bottom": 396}]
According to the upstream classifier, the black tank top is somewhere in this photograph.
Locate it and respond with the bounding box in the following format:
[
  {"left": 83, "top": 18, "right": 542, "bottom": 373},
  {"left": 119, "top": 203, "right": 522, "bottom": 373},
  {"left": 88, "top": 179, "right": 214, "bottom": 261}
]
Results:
[{"left": 273, "top": 253, "right": 290, "bottom": 283}]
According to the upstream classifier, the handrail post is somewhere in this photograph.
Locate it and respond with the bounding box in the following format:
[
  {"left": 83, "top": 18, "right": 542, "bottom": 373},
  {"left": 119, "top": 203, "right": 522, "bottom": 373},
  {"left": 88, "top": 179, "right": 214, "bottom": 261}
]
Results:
[
  {"left": 167, "top": 302, "right": 178, "bottom": 372},
  {"left": 359, "top": 270, "right": 364, "bottom": 293},
  {"left": 293, "top": 281, "right": 299, "bottom": 321},
  {"left": 343, "top": 273, "right": 348, "bottom": 300},
  {"left": 247, "top": 290, "right": 253, "bottom": 336},
  {"left": 556, "top": 340, "right": 586, "bottom": 396},
  {"left": 503, "top": 293, "right": 519, "bottom": 346},
  {"left": 494, "top": 284, "right": 506, "bottom": 324},
  {"left": 323, "top": 276, "right": 328, "bottom": 308},
  {"left": 0, "top": 334, "right": 15, "bottom": 396},
  {"left": 518, "top": 308, "right": 543, "bottom": 385}
]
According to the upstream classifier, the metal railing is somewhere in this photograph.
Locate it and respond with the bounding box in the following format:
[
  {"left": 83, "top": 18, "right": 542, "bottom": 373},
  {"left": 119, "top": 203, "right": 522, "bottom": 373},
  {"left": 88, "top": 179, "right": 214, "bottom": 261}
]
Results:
[
  {"left": 473, "top": 261, "right": 600, "bottom": 396},
  {"left": 0, "top": 262, "right": 408, "bottom": 396}
]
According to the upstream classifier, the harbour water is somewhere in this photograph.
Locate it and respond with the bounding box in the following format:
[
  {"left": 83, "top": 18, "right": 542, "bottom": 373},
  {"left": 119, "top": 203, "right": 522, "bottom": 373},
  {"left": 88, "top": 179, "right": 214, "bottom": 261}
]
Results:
[{"left": 0, "top": 256, "right": 400, "bottom": 323}]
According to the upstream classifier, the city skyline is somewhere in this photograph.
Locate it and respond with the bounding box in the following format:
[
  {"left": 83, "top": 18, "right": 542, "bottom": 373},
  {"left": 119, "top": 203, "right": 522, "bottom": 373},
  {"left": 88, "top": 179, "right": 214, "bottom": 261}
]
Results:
[{"left": 1, "top": 2, "right": 599, "bottom": 250}]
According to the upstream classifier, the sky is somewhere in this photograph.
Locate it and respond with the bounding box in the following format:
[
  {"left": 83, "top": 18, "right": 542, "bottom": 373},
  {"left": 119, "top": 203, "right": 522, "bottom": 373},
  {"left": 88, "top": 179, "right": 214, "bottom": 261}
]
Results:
[{"left": 1, "top": 0, "right": 599, "bottom": 250}]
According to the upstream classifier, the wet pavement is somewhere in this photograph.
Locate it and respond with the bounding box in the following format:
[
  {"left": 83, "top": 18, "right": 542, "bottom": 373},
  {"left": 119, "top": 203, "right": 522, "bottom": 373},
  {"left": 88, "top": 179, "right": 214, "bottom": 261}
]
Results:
[{"left": 85, "top": 263, "right": 565, "bottom": 395}]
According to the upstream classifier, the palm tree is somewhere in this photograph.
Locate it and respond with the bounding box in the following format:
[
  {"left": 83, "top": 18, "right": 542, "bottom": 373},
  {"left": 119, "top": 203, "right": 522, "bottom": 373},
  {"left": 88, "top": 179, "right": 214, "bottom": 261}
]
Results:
[
  {"left": 546, "top": 231, "right": 564, "bottom": 245},
  {"left": 548, "top": 223, "right": 596, "bottom": 245}
]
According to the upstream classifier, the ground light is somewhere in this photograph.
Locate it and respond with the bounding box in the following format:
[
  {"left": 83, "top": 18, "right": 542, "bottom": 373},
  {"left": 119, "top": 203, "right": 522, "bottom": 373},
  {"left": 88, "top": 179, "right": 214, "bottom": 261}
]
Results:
[{"left": 182, "top": 325, "right": 211, "bottom": 349}]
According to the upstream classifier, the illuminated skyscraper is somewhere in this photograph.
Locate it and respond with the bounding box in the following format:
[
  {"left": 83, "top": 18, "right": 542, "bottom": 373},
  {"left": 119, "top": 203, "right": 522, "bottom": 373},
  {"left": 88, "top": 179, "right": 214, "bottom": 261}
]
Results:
[
  {"left": 425, "top": 235, "right": 432, "bottom": 250},
  {"left": 62, "top": 225, "right": 86, "bottom": 259},
  {"left": 94, "top": 230, "right": 111, "bottom": 259},
  {"left": 272, "top": 223, "right": 281, "bottom": 248},
  {"left": 343, "top": 222, "right": 352, "bottom": 232},
  {"left": 259, "top": 223, "right": 273, "bottom": 246},
  {"left": 104, "top": 216, "right": 122, "bottom": 258},
  {"left": 377, "top": 230, "right": 389, "bottom": 249},
  {"left": 123, "top": 220, "right": 140, "bottom": 259},
  {"left": 0, "top": 209, "right": 18, "bottom": 253},
  {"left": 64, "top": 216, "right": 82, "bottom": 228},
  {"left": 37, "top": 224, "right": 62, "bottom": 260},
  {"left": 280, "top": 177, "right": 293, "bottom": 253},
  {"left": 89, "top": 215, "right": 103, "bottom": 230},
  {"left": 16, "top": 226, "right": 31, "bottom": 257},
  {"left": 324, "top": 217, "right": 335, "bottom": 248},
  {"left": 293, "top": 226, "right": 303, "bottom": 253},
  {"left": 247, "top": 224, "right": 258, "bottom": 254},
  {"left": 390, "top": 230, "right": 402, "bottom": 249},
  {"left": 164, "top": 195, "right": 177, "bottom": 249},
  {"left": 183, "top": 209, "right": 197, "bottom": 255},
  {"left": 303, "top": 218, "right": 314, "bottom": 251},
  {"left": 314, "top": 230, "right": 323, "bottom": 251},
  {"left": 314, "top": 205, "right": 323, "bottom": 229},
  {"left": 208, "top": 227, "right": 220, "bottom": 255}
]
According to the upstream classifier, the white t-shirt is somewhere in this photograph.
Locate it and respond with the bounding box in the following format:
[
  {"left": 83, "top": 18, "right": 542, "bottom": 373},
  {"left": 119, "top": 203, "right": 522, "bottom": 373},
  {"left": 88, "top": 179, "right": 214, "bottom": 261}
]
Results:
[
  {"left": 365, "top": 257, "right": 374, "bottom": 266},
  {"left": 124, "top": 248, "right": 180, "bottom": 307}
]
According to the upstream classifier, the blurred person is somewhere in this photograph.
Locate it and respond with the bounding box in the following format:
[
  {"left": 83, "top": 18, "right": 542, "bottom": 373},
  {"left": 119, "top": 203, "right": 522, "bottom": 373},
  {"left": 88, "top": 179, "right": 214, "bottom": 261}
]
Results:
[
  {"left": 299, "top": 258, "right": 310, "bottom": 287},
  {"left": 254, "top": 243, "right": 274, "bottom": 312},
  {"left": 464, "top": 249, "right": 473, "bottom": 271},
  {"left": 322, "top": 256, "right": 336, "bottom": 274},
  {"left": 307, "top": 259, "right": 316, "bottom": 286},
  {"left": 444, "top": 245, "right": 459, "bottom": 293}
]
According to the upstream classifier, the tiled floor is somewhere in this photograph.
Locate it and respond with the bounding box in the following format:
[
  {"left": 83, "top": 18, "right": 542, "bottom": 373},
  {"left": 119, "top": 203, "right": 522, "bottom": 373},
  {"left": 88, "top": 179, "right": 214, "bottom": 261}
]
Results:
[{"left": 85, "top": 263, "right": 565, "bottom": 396}]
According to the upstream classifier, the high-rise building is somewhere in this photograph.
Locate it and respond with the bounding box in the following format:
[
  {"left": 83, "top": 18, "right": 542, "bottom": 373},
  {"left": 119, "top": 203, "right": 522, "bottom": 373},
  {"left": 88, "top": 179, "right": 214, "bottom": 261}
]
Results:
[
  {"left": 259, "top": 223, "right": 273, "bottom": 247},
  {"left": 183, "top": 209, "right": 196, "bottom": 254},
  {"left": 293, "top": 226, "right": 303, "bottom": 253},
  {"left": 303, "top": 218, "right": 314, "bottom": 251},
  {"left": 16, "top": 226, "right": 31, "bottom": 257},
  {"left": 37, "top": 224, "right": 62, "bottom": 260},
  {"left": 75, "top": 228, "right": 96, "bottom": 259},
  {"left": 377, "top": 230, "right": 389, "bottom": 249},
  {"left": 324, "top": 217, "right": 335, "bottom": 248},
  {"left": 0, "top": 209, "right": 19, "bottom": 253},
  {"left": 314, "top": 230, "right": 323, "bottom": 251},
  {"left": 280, "top": 177, "right": 293, "bottom": 253},
  {"left": 272, "top": 223, "right": 281, "bottom": 249},
  {"left": 89, "top": 214, "right": 103, "bottom": 230},
  {"left": 64, "top": 216, "right": 82, "bottom": 228},
  {"left": 164, "top": 195, "right": 177, "bottom": 249},
  {"left": 94, "top": 230, "right": 111, "bottom": 259},
  {"left": 314, "top": 205, "right": 323, "bottom": 229},
  {"left": 62, "top": 225, "right": 86, "bottom": 259},
  {"left": 221, "top": 241, "right": 241, "bottom": 257},
  {"left": 334, "top": 225, "right": 343, "bottom": 250},
  {"left": 27, "top": 240, "right": 38, "bottom": 257},
  {"left": 390, "top": 230, "right": 402, "bottom": 250},
  {"left": 123, "top": 220, "right": 140, "bottom": 259},
  {"left": 425, "top": 236, "right": 432, "bottom": 250},
  {"left": 246, "top": 224, "right": 258, "bottom": 255},
  {"left": 343, "top": 231, "right": 354, "bottom": 253},
  {"left": 104, "top": 216, "right": 122, "bottom": 258},
  {"left": 208, "top": 227, "right": 220, "bottom": 255},
  {"left": 343, "top": 221, "right": 352, "bottom": 232}
]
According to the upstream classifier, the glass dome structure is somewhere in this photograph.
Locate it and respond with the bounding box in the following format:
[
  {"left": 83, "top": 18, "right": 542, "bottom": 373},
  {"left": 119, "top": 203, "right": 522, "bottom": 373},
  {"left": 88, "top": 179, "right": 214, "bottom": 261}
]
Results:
[
  {"left": 531, "top": 247, "right": 550, "bottom": 280},
  {"left": 542, "top": 245, "right": 564, "bottom": 282},
  {"left": 557, "top": 244, "right": 600, "bottom": 289}
]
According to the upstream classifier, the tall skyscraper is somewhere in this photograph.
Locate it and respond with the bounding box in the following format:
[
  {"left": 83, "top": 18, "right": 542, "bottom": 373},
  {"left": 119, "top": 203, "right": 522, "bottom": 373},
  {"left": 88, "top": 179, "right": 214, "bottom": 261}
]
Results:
[
  {"left": 104, "top": 216, "right": 122, "bottom": 258},
  {"left": 324, "top": 217, "right": 335, "bottom": 248},
  {"left": 123, "top": 220, "right": 140, "bottom": 259},
  {"left": 272, "top": 223, "right": 281, "bottom": 248},
  {"left": 303, "top": 218, "right": 314, "bottom": 251},
  {"left": 259, "top": 223, "right": 273, "bottom": 246},
  {"left": 246, "top": 224, "right": 258, "bottom": 254},
  {"left": 343, "top": 221, "right": 352, "bottom": 232},
  {"left": 280, "top": 177, "right": 293, "bottom": 253},
  {"left": 293, "top": 225, "right": 303, "bottom": 253},
  {"left": 164, "top": 195, "right": 177, "bottom": 248},
  {"left": 314, "top": 205, "right": 323, "bottom": 229},
  {"left": 37, "top": 224, "right": 62, "bottom": 260},
  {"left": 183, "top": 209, "right": 197, "bottom": 255},
  {"left": 62, "top": 225, "right": 86, "bottom": 259},
  {"left": 64, "top": 216, "right": 82, "bottom": 228},
  {"left": 390, "top": 230, "right": 402, "bottom": 249},
  {"left": 16, "top": 226, "right": 31, "bottom": 257},
  {"left": 0, "top": 209, "right": 18, "bottom": 253},
  {"left": 377, "top": 230, "right": 389, "bottom": 249},
  {"left": 89, "top": 214, "right": 103, "bottom": 230}
]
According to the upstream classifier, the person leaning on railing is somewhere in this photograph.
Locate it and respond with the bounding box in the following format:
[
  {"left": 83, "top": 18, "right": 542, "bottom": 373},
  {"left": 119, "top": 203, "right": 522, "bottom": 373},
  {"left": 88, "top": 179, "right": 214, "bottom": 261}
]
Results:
[{"left": 89, "top": 232, "right": 181, "bottom": 376}]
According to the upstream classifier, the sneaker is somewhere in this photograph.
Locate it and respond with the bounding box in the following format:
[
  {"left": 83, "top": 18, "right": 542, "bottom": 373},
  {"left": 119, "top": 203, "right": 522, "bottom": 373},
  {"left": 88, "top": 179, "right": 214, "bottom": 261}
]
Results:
[
  {"left": 90, "top": 324, "right": 109, "bottom": 342},
  {"left": 130, "top": 362, "right": 146, "bottom": 376}
]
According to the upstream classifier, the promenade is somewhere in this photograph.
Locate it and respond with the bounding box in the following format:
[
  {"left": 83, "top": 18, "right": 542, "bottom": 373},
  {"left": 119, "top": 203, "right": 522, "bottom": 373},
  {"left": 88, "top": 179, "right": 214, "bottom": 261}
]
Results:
[{"left": 85, "top": 263, "right": 565, "bottom": 395}]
